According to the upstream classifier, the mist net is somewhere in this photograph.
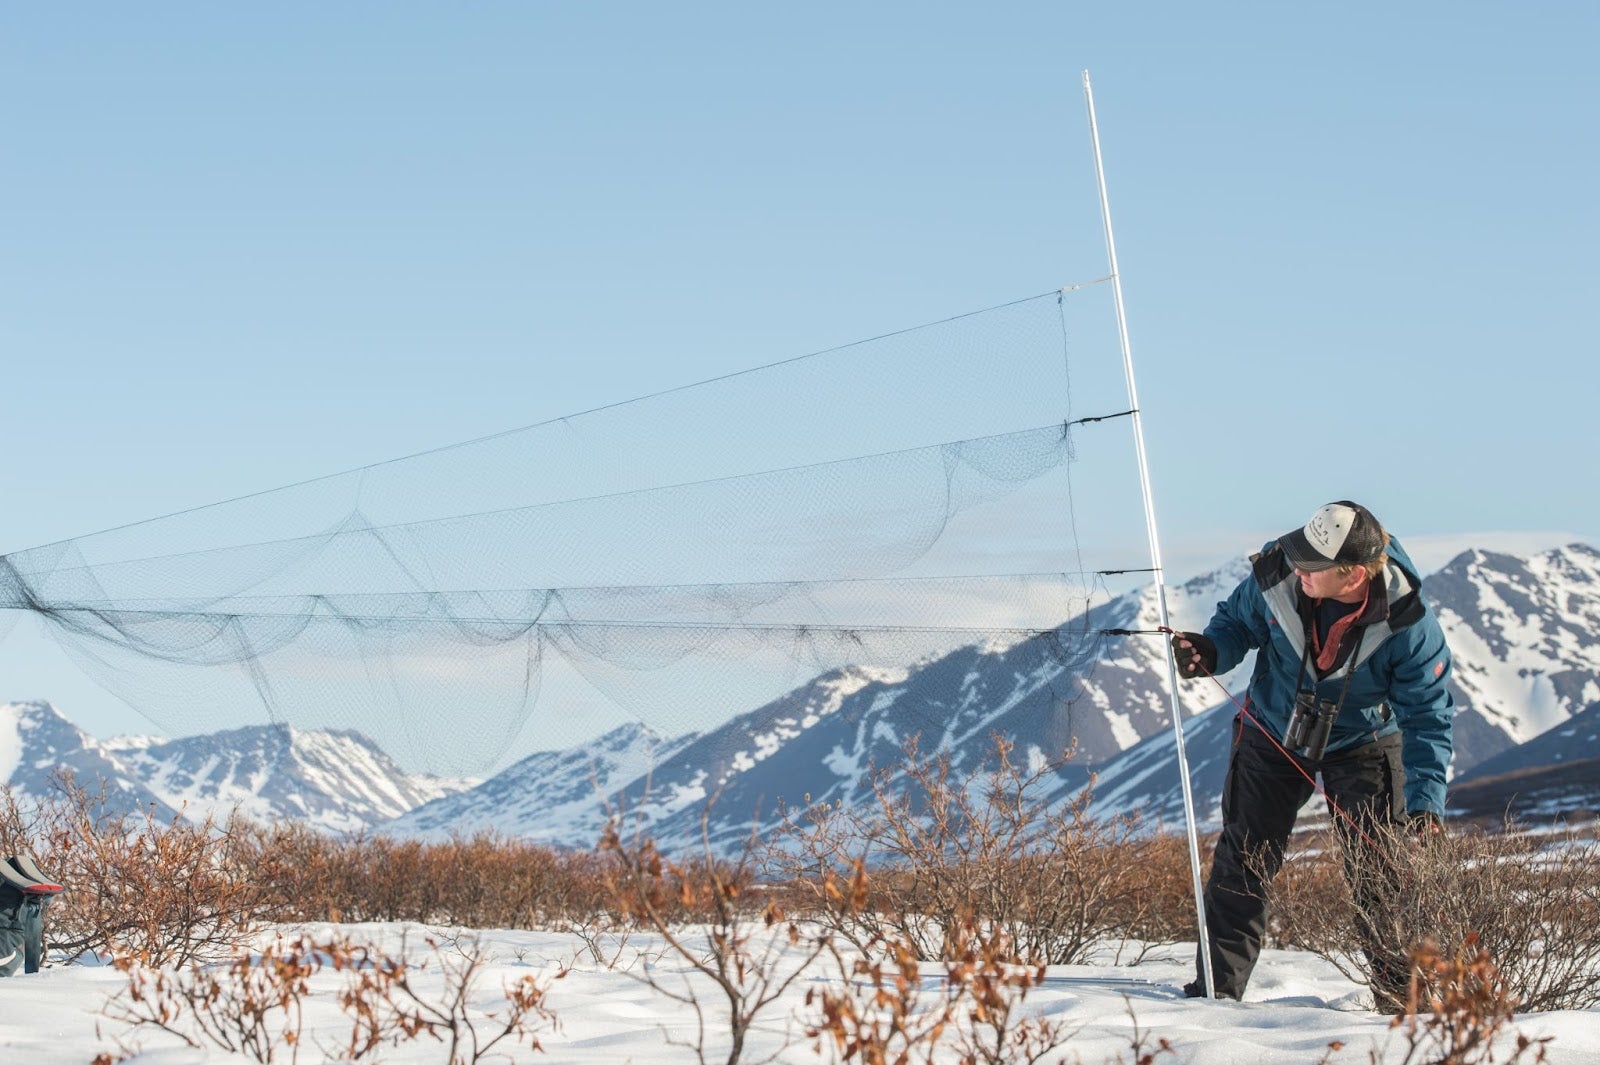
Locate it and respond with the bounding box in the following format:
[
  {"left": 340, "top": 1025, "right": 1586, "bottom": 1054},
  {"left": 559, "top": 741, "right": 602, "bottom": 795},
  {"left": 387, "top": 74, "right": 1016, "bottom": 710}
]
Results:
[{"left": 0, "top": 288, "right": 1156, "bottom": 775}]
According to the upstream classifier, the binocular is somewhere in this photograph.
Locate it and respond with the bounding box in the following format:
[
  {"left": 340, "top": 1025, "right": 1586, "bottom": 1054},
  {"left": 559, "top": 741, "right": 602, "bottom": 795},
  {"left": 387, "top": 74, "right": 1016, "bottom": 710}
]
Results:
[{"left": 1284, "top": 690, "right": 1340, "bottom": 760}]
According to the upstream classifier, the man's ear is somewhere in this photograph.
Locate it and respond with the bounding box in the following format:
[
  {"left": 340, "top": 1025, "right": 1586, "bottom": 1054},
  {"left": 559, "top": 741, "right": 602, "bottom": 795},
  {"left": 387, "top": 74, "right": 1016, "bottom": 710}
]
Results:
[{"left": 1341, "top": 567, "right": 1371, "bottom": 595}]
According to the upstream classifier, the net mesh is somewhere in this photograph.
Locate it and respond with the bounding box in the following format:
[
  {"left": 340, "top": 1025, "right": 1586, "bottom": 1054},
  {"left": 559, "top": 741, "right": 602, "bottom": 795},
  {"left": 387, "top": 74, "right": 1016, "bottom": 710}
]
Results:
[{"left": 0, "top": 288, "right": 1154, "bottom": 775}]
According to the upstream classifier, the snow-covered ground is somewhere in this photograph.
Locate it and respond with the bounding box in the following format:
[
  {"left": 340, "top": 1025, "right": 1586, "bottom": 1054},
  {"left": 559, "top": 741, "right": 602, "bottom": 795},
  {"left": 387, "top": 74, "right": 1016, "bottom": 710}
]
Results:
[{"left": 2, "top": 924, "right": 1593, "bottom": 1064}]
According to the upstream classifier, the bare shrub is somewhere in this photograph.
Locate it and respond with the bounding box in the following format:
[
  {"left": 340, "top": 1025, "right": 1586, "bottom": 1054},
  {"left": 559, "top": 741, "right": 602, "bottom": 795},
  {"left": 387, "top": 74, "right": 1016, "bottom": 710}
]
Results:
[
  {"left": 807, "top": 931, "right": 950, "bottom": 1065},
  {"left": 1102, "top": 829, "right": 1210, "bottom": 954},
  {"left": 1107, "top": 1002, "right": 1176, "bottom": 1065},
  {"left": 805, "top": 881, "right": 1077, "bottom": 1065},
  {"left": 2, "top": 776, "right": 615, "bottom": 971},
  {"left": 257, "top": 827, "right": 420, "bottom": 923},
  {"left": 102, "top": 933, "right": 323, "bottom": 1064},
  {"left": 5, "top": 773, "right": 287, "bottom": 965},
  {"left": 555, "top": 907, "right": 661, "bottom": 971},
  {"left": 598, "top": 815, "right": 829, "bottom": 1065},
  {"left": 1381, "top": 935, "right": 1552, "bottom": 1065},
  {"left": 102, "top": 931, "right": 562, "bottom": 1065},
  {"left": 0, "top": 783, "right": 33, "bottom": 854},
  {"left": 328, "top": 932, "right": 563, "bottom": 1064},
  {"left": 940, "top": 917, "right": 1078, "bottom": 1064},
  {"left": 766, "top": 735, "right": 1167, "bottom": 965},
  {"left": 265, "top": 831, "right": 444, "bottom": 925},
  {"left": 1266, "top": 822, "right": 1600, "bottom": 1012},
  {"left": 426, "top": 832, "right": 602, "bottom": 926},
  {"left": 1260, "top": 835, "right": 1352, "bottom": 952},
  {"left": 249, "top": 821, "right": 610, "bottom": 929}
]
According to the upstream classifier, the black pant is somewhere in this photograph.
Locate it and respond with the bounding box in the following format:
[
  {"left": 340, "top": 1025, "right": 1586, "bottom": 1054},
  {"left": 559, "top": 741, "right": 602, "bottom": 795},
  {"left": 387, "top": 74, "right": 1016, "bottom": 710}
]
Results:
[{"left": 1196, "top": 716, "right": 1405, "bottom": 1000}]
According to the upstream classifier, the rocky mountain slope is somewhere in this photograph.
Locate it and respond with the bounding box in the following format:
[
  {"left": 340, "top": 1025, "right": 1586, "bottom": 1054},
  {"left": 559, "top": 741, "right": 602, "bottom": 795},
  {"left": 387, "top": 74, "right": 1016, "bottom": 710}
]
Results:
[
  {"left": 1447, "top": 698, "right": 1600, "bottom": 823},
  {"left": 2, "top": 701, "right": 461, "bottom": 832}
]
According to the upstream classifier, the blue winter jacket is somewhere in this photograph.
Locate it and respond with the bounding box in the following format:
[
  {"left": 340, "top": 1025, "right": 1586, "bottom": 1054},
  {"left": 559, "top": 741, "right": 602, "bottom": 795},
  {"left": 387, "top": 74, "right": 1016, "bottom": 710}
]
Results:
[{"left": 1202, "top": 536, "right": 1455, "bottom": 816}]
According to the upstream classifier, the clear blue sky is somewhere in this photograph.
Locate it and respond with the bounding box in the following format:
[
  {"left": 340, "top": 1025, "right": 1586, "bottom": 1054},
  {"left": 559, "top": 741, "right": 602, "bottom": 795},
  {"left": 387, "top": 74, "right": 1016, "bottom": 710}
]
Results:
[{"left": 3, "top": 3, "right": 1596, "bottom": 742}]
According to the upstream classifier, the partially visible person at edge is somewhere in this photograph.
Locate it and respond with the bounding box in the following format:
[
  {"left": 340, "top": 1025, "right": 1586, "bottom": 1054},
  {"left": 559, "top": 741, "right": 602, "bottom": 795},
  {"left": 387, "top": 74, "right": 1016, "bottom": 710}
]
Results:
[{"left": 1170, "top": 501, "right": 1454, "bottom": 1011}]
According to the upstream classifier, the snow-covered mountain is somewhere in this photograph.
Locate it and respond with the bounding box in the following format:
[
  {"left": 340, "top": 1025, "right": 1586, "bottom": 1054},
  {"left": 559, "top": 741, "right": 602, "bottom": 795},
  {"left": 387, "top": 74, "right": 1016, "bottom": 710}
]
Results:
[
  {"left": 102, "top": 723, "right": 468, "bottom": 834},
  {"left": 1427, "top": 544, "right": 1600, "bottom": 768},
  {"left": 386, "top": 720, "right": 697, "bottom": 844},
  {"left": 1, "top": 701, "right": 464, "bottom": 833},
  {"left": 0, "top": 700, "right": 177, "bottom": 819}
]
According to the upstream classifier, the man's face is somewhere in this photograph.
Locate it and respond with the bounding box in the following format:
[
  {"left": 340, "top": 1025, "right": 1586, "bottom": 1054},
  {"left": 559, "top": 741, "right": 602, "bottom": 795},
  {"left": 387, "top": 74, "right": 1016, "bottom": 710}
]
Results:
[{"left": 1295, "top": 565, "right": 1366, "bottom": 601}]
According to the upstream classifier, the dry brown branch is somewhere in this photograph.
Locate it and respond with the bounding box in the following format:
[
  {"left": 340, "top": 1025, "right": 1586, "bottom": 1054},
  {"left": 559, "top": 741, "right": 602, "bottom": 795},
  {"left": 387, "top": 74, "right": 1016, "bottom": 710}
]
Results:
[
  {"left": 100, "top": 932, "right": 562, "bottom": 1065},
  {"left": 101, "top": 933, "right": 322, "bottom": 1064},
  {"left": 940, "top": 917, "right": 1078, "bottom": 1065},
  {"left": 1265, "top": 822, "right": 1600, "bottom": 1012},
  {"left": 805, "top": 914, "right": 1079, "bottom": 1065},
  {"left": 1376, "top": 935, "right": 1552, "bottom": 1065},
  {"left": 598, "top": 811, "right": 829, "bottom": 1065},
  {"left": 328, "top": 932, "right": 563, "bottom": 1065},
  {"left": 6, "top": 773, "right": 287, "bottom": 965},
  {"left": 764, "top": 735, "right": 1172, "bottom": 966},
  {"left": 806, "top": 931, "right": 951, "bottom": 1065}
]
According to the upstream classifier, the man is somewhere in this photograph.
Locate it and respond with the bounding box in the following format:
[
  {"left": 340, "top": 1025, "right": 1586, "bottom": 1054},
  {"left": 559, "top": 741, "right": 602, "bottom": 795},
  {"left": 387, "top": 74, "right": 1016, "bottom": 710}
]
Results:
[{"left": 1170, "top": 501, "right": 1454, "bottom": 1009}]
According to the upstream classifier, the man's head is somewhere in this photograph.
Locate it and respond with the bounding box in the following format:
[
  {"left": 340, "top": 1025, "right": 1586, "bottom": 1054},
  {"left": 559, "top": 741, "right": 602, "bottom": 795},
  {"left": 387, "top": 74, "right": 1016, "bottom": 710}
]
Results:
[{"left": 1279, "top": 501, "right": 1389, "bottom": 587}]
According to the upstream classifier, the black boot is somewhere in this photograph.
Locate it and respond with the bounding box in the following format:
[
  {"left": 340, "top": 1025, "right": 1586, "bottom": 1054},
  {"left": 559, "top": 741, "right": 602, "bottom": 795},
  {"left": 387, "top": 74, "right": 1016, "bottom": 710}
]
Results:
[{"left": 1183, "top": 979, "right": 1238, "bottom": 1000}]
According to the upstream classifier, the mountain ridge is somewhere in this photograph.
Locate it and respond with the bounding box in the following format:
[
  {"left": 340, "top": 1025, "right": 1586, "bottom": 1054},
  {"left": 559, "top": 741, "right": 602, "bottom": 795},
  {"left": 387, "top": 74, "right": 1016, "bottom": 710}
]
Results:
[{"left": 1, "top": 702, "right": 467, "bottom": 831}]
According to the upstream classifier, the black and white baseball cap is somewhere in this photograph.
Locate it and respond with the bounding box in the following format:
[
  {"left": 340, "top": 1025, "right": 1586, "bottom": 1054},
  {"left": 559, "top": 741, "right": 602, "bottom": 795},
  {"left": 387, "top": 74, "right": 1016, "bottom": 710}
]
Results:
[{"left": 1279, "top": 501, "right": 1387, "bottom": 572}]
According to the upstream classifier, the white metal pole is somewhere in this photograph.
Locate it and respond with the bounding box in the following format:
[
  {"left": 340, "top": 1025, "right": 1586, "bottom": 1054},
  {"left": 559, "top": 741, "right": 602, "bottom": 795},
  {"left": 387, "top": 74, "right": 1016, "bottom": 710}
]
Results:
[{"left": 1081, "top": 69, "right": 1214, "bottom": 999}]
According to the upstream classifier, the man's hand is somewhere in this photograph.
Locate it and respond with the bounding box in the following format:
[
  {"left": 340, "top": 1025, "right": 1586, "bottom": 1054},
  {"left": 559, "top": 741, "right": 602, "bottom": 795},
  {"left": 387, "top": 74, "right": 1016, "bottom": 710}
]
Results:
[
  {"left": 1170, "top": 632, "right": 1217, "bottom": 679},
  {"left": 1407, "top": 810, "right": 1445, "bottom": 839}
]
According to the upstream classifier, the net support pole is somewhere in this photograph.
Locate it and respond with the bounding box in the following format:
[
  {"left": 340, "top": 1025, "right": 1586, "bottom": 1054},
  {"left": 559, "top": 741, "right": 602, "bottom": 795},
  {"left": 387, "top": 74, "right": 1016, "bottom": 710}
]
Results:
[{"left": 1081, "top": 69, "right": 1214, "bottom": 999}]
